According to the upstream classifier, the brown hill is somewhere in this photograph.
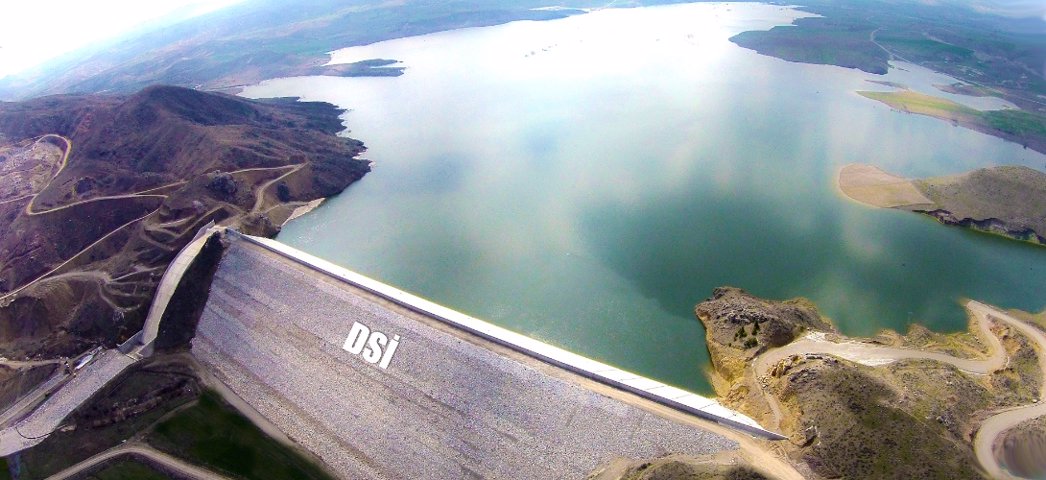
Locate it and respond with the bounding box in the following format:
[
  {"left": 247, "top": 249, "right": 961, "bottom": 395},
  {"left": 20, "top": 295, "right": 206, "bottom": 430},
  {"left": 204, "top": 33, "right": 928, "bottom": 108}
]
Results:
[
  {"left": 913, "top": 165, "right": 1046, "bottom": 244},
  {"left": 0, "top": 86, "right": 370, "bottom": 357},
  {"left": 695, "top": 288, "right": 1041, "bottom": 479},
  {"left": 838, "top": 163, "right": 1046, "bottom": 245}
]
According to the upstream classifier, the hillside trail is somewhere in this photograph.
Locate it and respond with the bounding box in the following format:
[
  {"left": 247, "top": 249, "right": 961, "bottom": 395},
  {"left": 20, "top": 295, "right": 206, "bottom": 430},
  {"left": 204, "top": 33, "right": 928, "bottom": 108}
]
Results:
[
  {"left": 751, "top": 300, "right": 1045, "bottom": 479},
  {"left": 0, "top": 142, "right": 303, "bottom": 304}
]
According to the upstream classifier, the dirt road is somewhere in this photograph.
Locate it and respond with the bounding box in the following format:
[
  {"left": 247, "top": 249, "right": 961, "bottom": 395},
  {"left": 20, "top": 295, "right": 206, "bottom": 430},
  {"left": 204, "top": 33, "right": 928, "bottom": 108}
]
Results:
[
  {"left": 44, "top": 443, "right": 230, "bottom": 480},
  {"left": 753, "top": 300, "right": 1046, "bottom": 479},
  {"left": 970, "top": 302, "right": 1046, "bottom": 480}
]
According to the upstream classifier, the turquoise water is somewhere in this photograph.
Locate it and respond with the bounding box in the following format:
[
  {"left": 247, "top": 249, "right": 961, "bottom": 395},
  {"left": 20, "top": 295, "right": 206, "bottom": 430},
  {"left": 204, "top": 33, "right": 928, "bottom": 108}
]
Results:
[{"left": 242, "top": 3, "right": 1046, "bottom": 394}]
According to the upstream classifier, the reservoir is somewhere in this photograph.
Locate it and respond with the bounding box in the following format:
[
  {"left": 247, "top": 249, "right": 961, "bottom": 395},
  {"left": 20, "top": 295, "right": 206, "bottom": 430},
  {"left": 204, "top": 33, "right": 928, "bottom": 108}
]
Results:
[{"left": 241, "top": 3, "right": 1046, "bottom": 394}]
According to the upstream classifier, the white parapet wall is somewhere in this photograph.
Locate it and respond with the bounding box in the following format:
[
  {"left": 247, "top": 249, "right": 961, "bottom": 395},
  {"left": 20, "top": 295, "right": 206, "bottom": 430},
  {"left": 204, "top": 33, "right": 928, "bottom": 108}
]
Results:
[{"left": 229, "top": 230, "right": 785, "bottom": 440}]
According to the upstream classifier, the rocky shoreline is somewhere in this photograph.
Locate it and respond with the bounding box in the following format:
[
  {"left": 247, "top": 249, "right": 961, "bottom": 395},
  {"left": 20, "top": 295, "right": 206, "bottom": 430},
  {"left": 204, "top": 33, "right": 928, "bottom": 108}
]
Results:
[
  {"left": 838, "top": 163, "right": 1046, "bottom": 246},
  {"left": 695, "top": 286, "right": 1045, "bottom": 479},
  {"left": 914, "top": 209, "right": 1045, "bottom": 245}
]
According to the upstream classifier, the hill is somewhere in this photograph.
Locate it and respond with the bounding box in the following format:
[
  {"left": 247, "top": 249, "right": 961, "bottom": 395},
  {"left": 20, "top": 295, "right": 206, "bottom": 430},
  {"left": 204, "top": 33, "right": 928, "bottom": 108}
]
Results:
[
  {"left": 838, "top": 164, "right": 1046, "bottom": 245},
  {"left": 729, "top": 0, "right": 1046, "bottom": 115},
  {"left": 0, "top": 86, "right": 370, "bottom": 357},
  {"left": 914, "top": 166, "right": 1046, "bottom": 244},
  {"left": 0, "top": 0, "right": 591, "bottom": 100},
  {"left": 695, "top": 287, "right": 1045, "bottom": 479}
]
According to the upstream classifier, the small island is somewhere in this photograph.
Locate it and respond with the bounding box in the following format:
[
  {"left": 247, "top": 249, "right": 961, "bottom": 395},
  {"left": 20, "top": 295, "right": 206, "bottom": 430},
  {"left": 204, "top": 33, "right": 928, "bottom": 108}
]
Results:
[{"left": 839, "top": 163, "right": 1046, "bottom": 245}]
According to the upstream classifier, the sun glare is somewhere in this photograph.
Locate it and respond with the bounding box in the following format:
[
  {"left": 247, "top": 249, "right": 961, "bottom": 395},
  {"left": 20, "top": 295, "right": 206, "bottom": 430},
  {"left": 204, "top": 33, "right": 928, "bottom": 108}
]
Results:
[{"left": 0, "top": 0, "right": 243, "bottom": 78}]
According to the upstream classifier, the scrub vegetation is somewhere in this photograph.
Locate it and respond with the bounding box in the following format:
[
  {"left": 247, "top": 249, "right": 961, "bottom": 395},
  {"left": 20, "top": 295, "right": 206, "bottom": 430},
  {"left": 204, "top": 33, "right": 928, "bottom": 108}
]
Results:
[
  {"left": 15, "top": 356, "right": 201, "bottom": 479},
  {"left": 912, "top": 165, "right": 1046, "bottom": 245},
  {"left": 730, "top": 0, "right": 1046, "bottom": 115},
  {"left": 730, "top": 14, "right": 890, "bottom": 74},
  {"left": 590, "top": 453, "right": 770, "bottom": 480},
  {"left": 695, "top": 287, "right": 1044, "bottom": 479},
  {"left": 838, "top": 163, "right": 1046, "bottom": 245},
  {"left": 12, "top": 355, "right": 331, "bottom": 480}
]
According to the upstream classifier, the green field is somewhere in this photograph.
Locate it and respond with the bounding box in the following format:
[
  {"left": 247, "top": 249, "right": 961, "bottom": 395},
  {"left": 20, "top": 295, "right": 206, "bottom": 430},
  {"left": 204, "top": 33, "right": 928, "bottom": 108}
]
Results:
[
  {"left": 147, "top": 391, "right": 333, "bottom": 480},
  {"left": 88, "top": 458, "right": 171, "bottom": 480},
  {"left": 16, "top": 364, "right": 199, "bottom": 479},
  {"left": 728, "top": 1, "right": 1046, "bottom": 116},
  {"left": 857, "top": 90, "right": 977, "bottom": 116},
  {"left": 858, "top": 90, "right": 1046, "bottom": 153},
  {"left": 983, "top": 109, "right": 1046, "bottom": 138}
]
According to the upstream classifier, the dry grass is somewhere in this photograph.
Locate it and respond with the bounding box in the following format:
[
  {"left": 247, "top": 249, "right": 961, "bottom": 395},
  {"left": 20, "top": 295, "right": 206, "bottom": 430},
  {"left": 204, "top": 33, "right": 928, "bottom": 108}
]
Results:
[
  {"left": 858, "top": 90, "right": 978, "bottom": 119},
  {"left": 837, "top": 163, "right": 934, "bottom": 209}
]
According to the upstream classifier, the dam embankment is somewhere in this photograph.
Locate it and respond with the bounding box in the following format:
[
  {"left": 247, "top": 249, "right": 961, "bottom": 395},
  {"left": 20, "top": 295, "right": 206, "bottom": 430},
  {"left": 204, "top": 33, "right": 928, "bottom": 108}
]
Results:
[{"left": 190, "top": 231, "right": 775, "bottom": 479}]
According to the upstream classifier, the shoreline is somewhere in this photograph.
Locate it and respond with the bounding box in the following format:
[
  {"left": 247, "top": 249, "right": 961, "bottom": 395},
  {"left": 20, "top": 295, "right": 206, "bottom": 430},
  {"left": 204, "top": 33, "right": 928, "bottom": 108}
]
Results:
[
  {"left": 837, "top": 163, "right": 1046, "bottom": 246},
  {"left": 836, "top": 163, "right": 934, "bottom": 209},
  {"left": 282, "top": 198, "right": 325, "bottom": 227},
  {"left": 698, "top": 287, "right": 1046, "bottom": 479}
]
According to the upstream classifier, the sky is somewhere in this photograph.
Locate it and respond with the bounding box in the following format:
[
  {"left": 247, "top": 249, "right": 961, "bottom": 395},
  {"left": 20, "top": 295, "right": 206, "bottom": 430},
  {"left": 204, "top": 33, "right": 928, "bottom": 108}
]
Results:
[
  {"left": 0, "top": 0, "right": 1042, "bottom": 80},
  {"left": 0, "top": 0, "right": 244, "bottom": 79}
]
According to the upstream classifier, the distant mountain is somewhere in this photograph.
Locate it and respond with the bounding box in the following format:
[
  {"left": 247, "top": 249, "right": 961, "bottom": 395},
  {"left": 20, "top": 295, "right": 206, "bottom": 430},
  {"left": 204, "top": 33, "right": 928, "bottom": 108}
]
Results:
[
  {"left": 0, "top": 85, "right": 370, "bottom": 357},
  {"left": 0, "top": 0, "right": 589, "bottom": 101},
  {"left": 728, "top": 0, "right": 1046, "bottom": 114}
]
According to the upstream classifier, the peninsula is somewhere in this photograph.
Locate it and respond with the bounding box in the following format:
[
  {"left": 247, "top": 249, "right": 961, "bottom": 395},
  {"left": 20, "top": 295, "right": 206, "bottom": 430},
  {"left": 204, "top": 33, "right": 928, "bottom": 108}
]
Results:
[
  {"left": 838, "top": 163, "right": 1046, "bottom": 245},
  {"left": 857, "top": 90, "right": 1046, "bottom": 154},
  {"left": 696, "top": 286, "right": 1046, "bottom": 479}
]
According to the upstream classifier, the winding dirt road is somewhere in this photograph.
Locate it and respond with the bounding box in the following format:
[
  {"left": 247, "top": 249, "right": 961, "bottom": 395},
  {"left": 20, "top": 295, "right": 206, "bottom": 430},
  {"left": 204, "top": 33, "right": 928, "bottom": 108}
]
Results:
[
  {"left": 251, "top": 163, "right": 304, "bottom": 213},
  {"left": 753, "top": 300, "right": 1046, "bottom": 479},
  {"left": 44, "top": 443, "right": 230, "bottom": 480},
  {"left": 0, "top": 140, "right": 307, "bottom": 304},
  {"left": 22, "top": 134, "right": 72, "bottom": 215},
  {"left": 971, "top": 302, "right": 1046, "bottom": 480}
]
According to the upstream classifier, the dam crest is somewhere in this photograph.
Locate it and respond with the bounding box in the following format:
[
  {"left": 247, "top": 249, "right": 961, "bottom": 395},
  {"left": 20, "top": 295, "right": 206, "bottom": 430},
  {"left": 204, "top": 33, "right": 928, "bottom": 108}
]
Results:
[{"left": 2, "top": 227, "right": 783, "bottom": 476}]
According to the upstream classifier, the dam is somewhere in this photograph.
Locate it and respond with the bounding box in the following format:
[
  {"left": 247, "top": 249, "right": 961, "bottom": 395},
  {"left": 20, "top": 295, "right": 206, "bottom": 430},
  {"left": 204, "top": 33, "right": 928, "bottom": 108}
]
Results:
[{"left": 189, "top": 230, "right": 782, "bottom": 478}]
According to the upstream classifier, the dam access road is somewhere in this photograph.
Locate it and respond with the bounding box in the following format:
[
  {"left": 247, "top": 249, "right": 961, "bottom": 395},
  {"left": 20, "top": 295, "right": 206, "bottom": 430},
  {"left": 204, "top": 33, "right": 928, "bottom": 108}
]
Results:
[{"left": 191, "top": 232, "right": 795, "bottom": 480}]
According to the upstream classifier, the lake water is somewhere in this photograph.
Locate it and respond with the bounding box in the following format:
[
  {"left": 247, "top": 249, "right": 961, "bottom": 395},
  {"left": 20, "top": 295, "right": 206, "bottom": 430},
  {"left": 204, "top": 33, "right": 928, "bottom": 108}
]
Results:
[{"left": 241, "top": 3, "right": 1046, "bottom": 394}]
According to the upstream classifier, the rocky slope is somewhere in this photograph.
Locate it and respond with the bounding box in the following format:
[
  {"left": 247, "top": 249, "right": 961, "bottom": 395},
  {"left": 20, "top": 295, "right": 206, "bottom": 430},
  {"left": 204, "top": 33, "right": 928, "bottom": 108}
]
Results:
[
  {"left": 0, "top": 86, "right": 370, "bottom": 357},
  {"left": 912, "top": 166, "right": 1046, "bottom": 245},
  {"left": 589, "top": 453, "right": 769, "bottom": 480},
  {"left": 695, "top": 287, "right": 834, "bottom": 393},
  {"left": 696, "top": 287, "right": 1042, "bottom": 479}
]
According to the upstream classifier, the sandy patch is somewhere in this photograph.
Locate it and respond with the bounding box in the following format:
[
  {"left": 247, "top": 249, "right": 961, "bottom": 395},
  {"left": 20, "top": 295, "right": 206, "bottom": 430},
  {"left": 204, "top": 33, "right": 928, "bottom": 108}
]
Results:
[
  {"left": 838, "top": 163, "right": 935, "bottom": 209},
  {"left": 283, "top": 198, "right": 325, "bottom": 226}
]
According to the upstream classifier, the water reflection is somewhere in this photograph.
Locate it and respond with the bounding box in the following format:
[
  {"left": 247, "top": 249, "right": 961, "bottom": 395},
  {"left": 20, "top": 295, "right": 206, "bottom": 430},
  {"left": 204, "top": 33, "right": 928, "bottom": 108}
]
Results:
[{"left": 243, "top": 3, "right": 1046, "bottom": 393}]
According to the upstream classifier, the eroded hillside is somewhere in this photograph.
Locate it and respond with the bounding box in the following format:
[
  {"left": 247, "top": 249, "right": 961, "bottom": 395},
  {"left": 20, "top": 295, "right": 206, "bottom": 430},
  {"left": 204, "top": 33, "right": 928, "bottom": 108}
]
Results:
[
  {"left": 838, "top": 163, "right": 1046, "bottom": 245},
  {"left": 696, "top": 287, "right": 1046, "bottom": 479},
  {"left": 0, "top": 86, "right": 370, "bottom": 357}
]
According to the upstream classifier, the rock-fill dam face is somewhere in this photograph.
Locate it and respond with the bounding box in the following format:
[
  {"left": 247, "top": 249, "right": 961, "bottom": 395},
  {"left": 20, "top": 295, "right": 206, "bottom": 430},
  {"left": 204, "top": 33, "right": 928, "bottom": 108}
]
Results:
[{"left": 190, "top": 232, "right": 748, "bottom": 479}]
